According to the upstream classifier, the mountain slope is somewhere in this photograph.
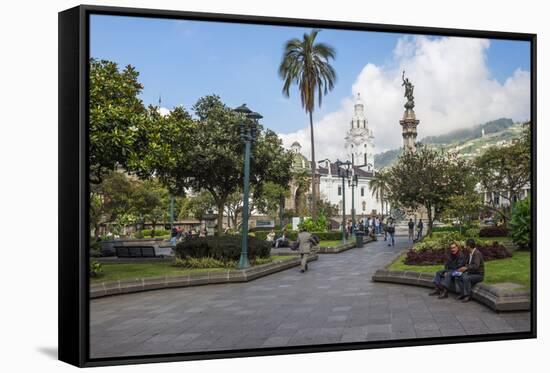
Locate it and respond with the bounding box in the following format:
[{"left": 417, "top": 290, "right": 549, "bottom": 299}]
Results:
[{"left": 374, "top": 118, "right": 520, "bottom": 169}]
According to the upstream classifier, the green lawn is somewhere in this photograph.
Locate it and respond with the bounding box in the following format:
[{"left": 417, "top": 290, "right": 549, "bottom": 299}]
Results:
[
  {"left": 388, "top": 251, "right": 531, "bottom": 288},
  {"left": 91, "top": 255, "right": 294, "bottom": 284},
  {"left": 319, "top": 240, "right": 347, "bottom": 248}
]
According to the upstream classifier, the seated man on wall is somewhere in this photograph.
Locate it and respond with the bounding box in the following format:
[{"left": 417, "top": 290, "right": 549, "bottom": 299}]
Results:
[
  {"left": 429, "top": 241, "right": 465, "bottom": 299},
  {"left": 275, "top": 230, "right": 289, "bottom": 248},
  {"left": 455, "top": 238, "right": 485, "bottom": 303},
  {"left": 266, "top": 229, "right": 276, "bottom": 246}
]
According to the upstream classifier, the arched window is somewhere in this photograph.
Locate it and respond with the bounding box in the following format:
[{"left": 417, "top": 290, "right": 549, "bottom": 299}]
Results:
[{"left": 362, "top": 201, "right": 366, "bottom": 211}]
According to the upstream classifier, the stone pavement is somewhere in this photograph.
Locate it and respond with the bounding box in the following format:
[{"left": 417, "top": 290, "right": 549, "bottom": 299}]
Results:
[{"left": 90, "top": 235, "right": 531, "bottom": 358}]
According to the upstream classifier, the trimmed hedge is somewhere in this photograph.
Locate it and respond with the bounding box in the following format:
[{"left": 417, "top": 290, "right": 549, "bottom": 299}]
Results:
[
  {"left": 174, "top": 235, "right": 271, "bottom": 263},
  {"left": 404, "top": 242, "right": 511, "bottom": 265},
  {"left": 479, "top": 226, "right": 509, "bottom": 237},
  {"left": 431, "top": 226, "right": 462, "bottom": 233},
  {"left": 142, "top": 228, "right": 170, "bottom": 237}
]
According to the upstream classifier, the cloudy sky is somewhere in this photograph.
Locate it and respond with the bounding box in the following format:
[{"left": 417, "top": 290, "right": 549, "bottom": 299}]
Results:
[{"left": 91, "top": 15, "right": 531, "bottom": 160}]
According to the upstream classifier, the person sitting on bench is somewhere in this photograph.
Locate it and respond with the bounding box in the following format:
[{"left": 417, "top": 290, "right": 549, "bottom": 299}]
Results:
[
  {"left": 429, "top": 241, "right": 465, "bottom": 299},
  {"left": 275, "top": 230, "right": 288, "bottom": 248},
  {"left": 454, "top": 238, "right": 485, "bottom": 303}
]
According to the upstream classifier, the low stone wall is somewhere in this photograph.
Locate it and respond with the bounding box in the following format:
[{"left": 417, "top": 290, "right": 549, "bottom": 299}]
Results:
[
  {"left": 90, "top": 255, "right": 318, "bottom": 299},
  {"left": 95, "top": 257, "right": 174, "bottom": 264},
  {"left": 270, "top": 236, "right": 374, "bottom": 255},
  {"left": 317, "top": 242, "right": 356, "bottom": 254},
  {"left": 371, "top": 269, "right": 530, "bottom": 312}
]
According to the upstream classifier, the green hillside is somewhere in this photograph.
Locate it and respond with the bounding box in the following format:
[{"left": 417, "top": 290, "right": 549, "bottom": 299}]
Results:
[{"left": 374, "top": 118, "right": 522, "bottom": 169}]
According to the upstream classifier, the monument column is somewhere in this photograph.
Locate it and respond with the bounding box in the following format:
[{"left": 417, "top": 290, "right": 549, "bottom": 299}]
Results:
[{"left": 399, "top": 71, "right": 419, "bottom": 153}]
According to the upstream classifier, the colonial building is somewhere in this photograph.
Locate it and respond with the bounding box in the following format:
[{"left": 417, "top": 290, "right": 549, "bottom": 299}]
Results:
[{"left": 287, "top": 94, "right": 383, "bottom": 217}]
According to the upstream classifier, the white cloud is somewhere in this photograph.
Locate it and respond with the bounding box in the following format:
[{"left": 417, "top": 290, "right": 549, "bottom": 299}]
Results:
[
  {"left": 158, "top": 107, "right": 171, "bottom": 116},
  {"left": 278, "top": 36, "right": 530, "bottom": 161}
]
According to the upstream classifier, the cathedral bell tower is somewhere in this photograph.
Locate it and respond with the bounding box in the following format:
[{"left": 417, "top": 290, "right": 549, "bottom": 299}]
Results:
[{"left": 344, "top": 93, "right": 375, "bottom": 171}]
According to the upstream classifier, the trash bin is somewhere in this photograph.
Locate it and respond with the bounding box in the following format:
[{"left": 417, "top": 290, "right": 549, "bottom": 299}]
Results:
[{"left": 355, "top": 231, "right": 365, "bottom": 248}]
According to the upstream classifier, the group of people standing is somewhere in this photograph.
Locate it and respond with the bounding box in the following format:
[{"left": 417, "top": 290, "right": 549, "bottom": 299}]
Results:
[
  {"left": 407, "top": 218, "right": 424, "bottom": 242},
  {"left": 170, "top": 226, "right": 207, "bottom": 245},
  {"left": 346, "top": 216, "right": 402, "bottom": 246}
]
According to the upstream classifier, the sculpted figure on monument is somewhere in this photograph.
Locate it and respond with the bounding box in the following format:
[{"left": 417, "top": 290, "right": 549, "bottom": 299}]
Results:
[{"left": 402, "top": 70, "right": 415, "bottom": 109}]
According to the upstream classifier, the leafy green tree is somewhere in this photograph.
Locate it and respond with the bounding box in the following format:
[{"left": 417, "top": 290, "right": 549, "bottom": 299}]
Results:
[
  {"left": 387, "top": 146, "right": 476, "bottom": 236},
  {"left": 182, "top": 95, "right": 293, "bottom": 234},
  {"left": 254, "top": 182, "right": 289, "bottom": 216},
  {"left": 443, "top": 193, "right": 483, "bottom": 234},
  {"left": 179, "top": 191, "right": 216, "bottom": 223},
  {"left": 89, "top": 171, "right": 135, "bottom": 238},
  {"left": 509, "top": 196, "right": 531, "bottom": 249},
  {"left": 474, "top": 132, "right": 530, "bottom": 223},
  {"left": 89, "top": 59, "right": 147, "bottom": 184},
  {"left": 132, "top": 179, "right": 169, "bottom": 236},
  {"left": 279, "top": 29, "right": 337, "bottom": 220},
  {"left": 135, "top": 105, "right": 195, "bottom": 195}
]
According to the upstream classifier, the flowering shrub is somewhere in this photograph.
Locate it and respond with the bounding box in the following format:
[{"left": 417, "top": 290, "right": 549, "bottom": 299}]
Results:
[
  {"left": 298, "top": 214, "right": 329, "bottom": 232},
  {"left": 404, "top": 241, "right": 511, "bottom": 265},
  {"left": 479, "top": 226, "right": 509, "bottom": 237},
  {"left": 89, "top": 260, "right": 103, "bottom": 277}
]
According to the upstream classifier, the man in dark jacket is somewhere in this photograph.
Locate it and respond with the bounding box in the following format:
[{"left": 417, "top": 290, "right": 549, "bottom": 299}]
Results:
[
  {"left": 455, "top": 238, "right": 485, "bottom": 302},
  {"left": 429, "top": 242, "right": 465, "bottom": 298}
]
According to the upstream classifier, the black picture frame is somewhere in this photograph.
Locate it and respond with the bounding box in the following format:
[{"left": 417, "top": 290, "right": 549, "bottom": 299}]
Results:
[{"left": 59, "top": 4, "right": 537, "bottom": 368}]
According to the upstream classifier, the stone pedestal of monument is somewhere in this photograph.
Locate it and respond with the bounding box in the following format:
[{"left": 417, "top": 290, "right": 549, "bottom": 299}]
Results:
[{"left": 400, "top": 108, "right": 420, "bottom": 153}]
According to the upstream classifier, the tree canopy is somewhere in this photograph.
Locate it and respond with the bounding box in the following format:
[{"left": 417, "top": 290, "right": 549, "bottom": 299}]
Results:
[
  {"left": 387, "top": 146, "right": 476, "bottom": 236},
  {"left": 89, "top": 59, "right": 147, "bottom": 184}
]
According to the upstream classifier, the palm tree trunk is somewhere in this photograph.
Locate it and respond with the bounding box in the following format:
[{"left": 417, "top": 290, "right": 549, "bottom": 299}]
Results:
[
  {"left": 309, "top": 111, "right": 317, "bottom": 220},
  {"left": 380, "top": 190, "right": 384, "bottom": 217}
]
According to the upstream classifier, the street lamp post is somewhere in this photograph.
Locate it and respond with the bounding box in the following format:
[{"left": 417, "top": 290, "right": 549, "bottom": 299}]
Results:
[
  {"left": 235, "top": 104, "right": 262, "bottom": 269},
  {"left": 335, "top": 160, "right": 352, "bottom": 243},
  {"left": 348, "top": 173, "right": 358, "bottom": 231}
]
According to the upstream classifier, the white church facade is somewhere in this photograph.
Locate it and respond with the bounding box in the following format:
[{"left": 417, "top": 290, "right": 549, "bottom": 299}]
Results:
[{"left": 288, "top": 94, "right": 384, "bottom": 217}]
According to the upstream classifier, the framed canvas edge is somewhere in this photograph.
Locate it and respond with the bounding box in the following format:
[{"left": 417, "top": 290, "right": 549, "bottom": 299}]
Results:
[{"left": 58, "top": 4, "right": 538, "bottom": 368}]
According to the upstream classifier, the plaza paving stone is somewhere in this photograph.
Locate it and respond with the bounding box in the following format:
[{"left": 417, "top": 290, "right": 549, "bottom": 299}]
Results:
[{"left": 90, "top": 235, "right": 531, "bottom": 358}]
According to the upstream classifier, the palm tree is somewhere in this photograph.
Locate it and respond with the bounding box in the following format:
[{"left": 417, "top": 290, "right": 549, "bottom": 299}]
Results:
[
  {"left": 279, "top": 29, "right": 336, "bottom": 220},
  {"left": 369, "top": 170, "right": 391, "bottom": 216}
]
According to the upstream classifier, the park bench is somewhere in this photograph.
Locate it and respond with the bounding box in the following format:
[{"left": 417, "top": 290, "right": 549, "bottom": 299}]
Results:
[{"left": 115, "top": 245, "right": 156, "bottom": 258}]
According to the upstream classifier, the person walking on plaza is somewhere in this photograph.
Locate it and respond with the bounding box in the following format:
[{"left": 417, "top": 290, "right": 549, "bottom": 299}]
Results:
[
  {"left": 455, "top": 239, "right": 485, "bottom": 302},
  {"left": 358, "top": 219, "right": 365, "bottom": 232},
  {"left": 170, "top": 226, "right": 178, "bottom": 245},
  {"left": 416, "top": 219, "right": 424, "bottom": 240},
  {"left": 429, "top": 241, "right": 465, "bottom": 298},
  {"left": 387, "top": 218, "right": 396, "bottom": 246},
  {"left": 375, "top": 217, "right": 381, "bottom": 234},
  {"left": 296, "top": 228, "right": 317, "bottom": 273},
  {"left": 408, "top": 218, "right": 415, "bottom": 241}
]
